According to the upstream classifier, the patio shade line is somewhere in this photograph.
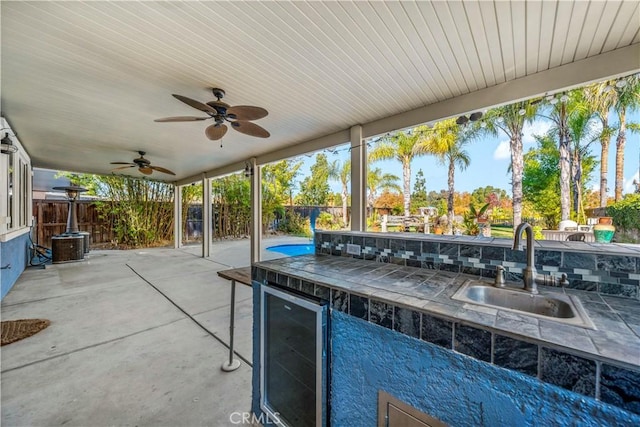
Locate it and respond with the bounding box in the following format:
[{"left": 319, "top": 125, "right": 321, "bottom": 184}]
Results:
[
  {"left": 0, "top": 318, "right": 185, "bottom": 375},
  {"left": 125, "top": 264, "right": 253, "bottom": 367}
]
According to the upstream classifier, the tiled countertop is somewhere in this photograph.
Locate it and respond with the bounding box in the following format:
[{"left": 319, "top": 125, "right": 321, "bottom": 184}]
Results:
[
  {"left": 332, "top": 231, "right": 640, "bottom": 256},
  {"left": 255, "top": 254, "right": 640, "bottom": 370}
]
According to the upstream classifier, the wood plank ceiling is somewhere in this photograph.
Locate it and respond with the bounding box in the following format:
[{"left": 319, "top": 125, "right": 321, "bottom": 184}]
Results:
[{"left": 1, "top": 1, "right": 639, "bottom": 182}]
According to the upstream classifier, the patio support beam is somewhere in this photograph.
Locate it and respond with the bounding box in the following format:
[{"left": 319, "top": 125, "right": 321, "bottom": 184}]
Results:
[
  {"left": 174, "top": 184, "right": 182, "bottom": 249},
  {"left": 249, "top": 158, "right": 261, "bottom": 264},
  {"left": 202, "top": 175, "right": 211, "bottom": 258},
  {"left": 349, "top": 125, "right": 366, "bottom": 231}
]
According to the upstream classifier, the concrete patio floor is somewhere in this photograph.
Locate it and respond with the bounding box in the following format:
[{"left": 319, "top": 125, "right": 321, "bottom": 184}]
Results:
[{"left": 1, "top": 236, "right": 312, "bottom": 427}]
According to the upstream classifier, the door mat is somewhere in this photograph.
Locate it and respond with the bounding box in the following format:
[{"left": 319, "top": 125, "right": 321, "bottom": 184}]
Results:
[{"left": 1, "top": 319, "right": 50, "bottom": 346}]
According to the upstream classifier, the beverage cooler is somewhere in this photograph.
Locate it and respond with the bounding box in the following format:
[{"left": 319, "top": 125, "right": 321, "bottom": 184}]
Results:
[{"left": 260, "top": 284, "right": 329, "bottom": 427}]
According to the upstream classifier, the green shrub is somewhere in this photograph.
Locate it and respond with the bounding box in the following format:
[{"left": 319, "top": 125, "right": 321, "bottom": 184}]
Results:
[
  {"left": 277, "top": 212, "right": 308, "bottom": 236},
  {"left": 607, "top": 194, "right": 640, "bottom": 232}
]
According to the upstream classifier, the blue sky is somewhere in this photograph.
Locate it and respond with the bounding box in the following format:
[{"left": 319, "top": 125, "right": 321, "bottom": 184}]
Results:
[{"left": 294, "top": 110, "right": 640, "bottom": 197}]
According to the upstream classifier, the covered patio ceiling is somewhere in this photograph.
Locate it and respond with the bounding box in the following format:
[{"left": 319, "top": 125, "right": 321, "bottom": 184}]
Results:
[{"left": 2, "top": 1, "right": 639, "bottom": 185}]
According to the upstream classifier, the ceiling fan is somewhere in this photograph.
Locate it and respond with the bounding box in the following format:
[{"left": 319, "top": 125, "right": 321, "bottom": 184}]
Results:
[
  {"left": 155, "top": 88, "right": 270, "bottom": 140},
  {"left": 110, "top": 151, "right": 175, "bottom": 176}
]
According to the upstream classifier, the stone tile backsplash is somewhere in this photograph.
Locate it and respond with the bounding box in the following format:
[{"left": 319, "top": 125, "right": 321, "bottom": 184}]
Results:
[{"left": 316, "top": 231, "right": 640, "bottom": 300}]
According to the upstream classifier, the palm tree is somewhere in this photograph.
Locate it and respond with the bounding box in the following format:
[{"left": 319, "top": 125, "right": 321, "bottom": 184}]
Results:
[
  {"left": 483, "top": 100, "right": 539, "bottom": 227},
  {"left": 565, "top": 97, "right": 597, "bottom": 220},
  {"left": 420, "top": 119, "right": 471, "bottom": 232},
  {"left": 613, "top": 74, "right": 640, "bottom": 201},
  {"left": 583, "top": 81, "right": 617, "bottom": 207},
  {"left": 368, "top": 126, "right": 431, "bottom": 217},
  {"left": 329, "top": 159, "right": 351, "bottom": 226},
  {"left": 367, "top": 167, "right": 401, "bottom": 218}
]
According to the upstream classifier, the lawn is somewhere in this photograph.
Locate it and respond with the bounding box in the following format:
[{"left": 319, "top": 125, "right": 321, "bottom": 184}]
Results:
[{"left": 490, "top": 225, "right": 513, "bottom": 239}]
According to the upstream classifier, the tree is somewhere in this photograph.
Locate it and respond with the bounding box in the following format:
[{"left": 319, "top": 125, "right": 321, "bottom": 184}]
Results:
[
  {"left": 263, "top": 159, "right": 303, "bottom": 209},
  {"left": 522, "top": 135, "right": 562, "bottom": 228},
  {"left": 59, "top": 173, "right": 175, "bottom": 247},
  {"left": 426, "top": 190, "right": 448, "bottom": 217},
  {"left": 613, "top": 74, "right": 640, "bottom": 201},
  {"left": 182, "top": 183, "right": 202, "bottom": 240},
  {"left": 262, "top": 159, "right": 303, "bottom": 232},
  {"left": 368, "top": 126, "right": 431, "bottom": 217},
  {"left": 297, "top": 153, "right": 332, "bottom": 206},
  {"left": 367, "top": 167, "right": 401, "bottom": 217},
  {"left": 565, "top": 92, "right": 597, "bottom": 219},
  {"left": 420, "top": 119, "right": 472, "bottom": 233},
  {"left": 211, "top": 173, "right": 251, "bottom": 238},
  {"left": 470, "top": 186, "right": 508, "bottom": 210},
  {"left": 329, "top": 159, "right": 351, "bottom": 226},
  {"left": 375, "top": 191, "right": 404, "bottom": 215},
  {"left": 584, "top": 81, "right": 617, "bottom": 206},
  {"left": 483, "top": 100, "right": 539, "bottom": 228},
  {"left": 523, "top": 134, "right": 596, "bottom": 228},
  {"left": 410, "top": 169, "right": 428, "bottom": 212}
]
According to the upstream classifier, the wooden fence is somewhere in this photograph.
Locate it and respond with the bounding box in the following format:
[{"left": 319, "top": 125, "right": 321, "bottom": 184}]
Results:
[{"left": 33, "top": 200, "right": 114, "bottom": 248}]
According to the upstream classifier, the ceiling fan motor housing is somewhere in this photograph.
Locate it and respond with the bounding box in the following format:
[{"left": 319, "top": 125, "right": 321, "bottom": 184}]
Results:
[{"left": 206, "top": 100, "right": 230, "bottom": 116}]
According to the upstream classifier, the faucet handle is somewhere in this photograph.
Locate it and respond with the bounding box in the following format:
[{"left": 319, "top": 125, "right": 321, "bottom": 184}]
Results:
[
  {"left": 559, "top": 273, "right": 570, "bottom": 287},
  {"left": 494, "top": 265, "right": 506, "bottom": 287}
]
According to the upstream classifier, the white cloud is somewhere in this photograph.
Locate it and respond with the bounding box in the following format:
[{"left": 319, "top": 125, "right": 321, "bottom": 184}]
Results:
[
  {"left": 522, "top": 121, "right": 552, "bottom": 146},
  {"left": 624, "top": 169, "right": 639, "bottom": 194},
  {"left": 493, "top": 140, "right": 511, "bottom": 160}
]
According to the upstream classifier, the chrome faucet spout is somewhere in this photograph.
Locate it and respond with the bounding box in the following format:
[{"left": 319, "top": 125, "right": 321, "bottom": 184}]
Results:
[{"left": 513, "top": 222, "right": 539, "bottom": 294}]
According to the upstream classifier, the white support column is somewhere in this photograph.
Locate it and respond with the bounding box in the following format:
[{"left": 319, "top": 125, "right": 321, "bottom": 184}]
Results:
[
  {"left": 350, "top": 125, "right": 366, "bottom": 231},
  {"left": 249, "top": 158, "right": 262, "bottom": 264},
  {"left": 174, "top": 184, "right": 182, "bottom": 249},
  {"left": 202, "top": 175, "right": 211, "bottom": 258}
]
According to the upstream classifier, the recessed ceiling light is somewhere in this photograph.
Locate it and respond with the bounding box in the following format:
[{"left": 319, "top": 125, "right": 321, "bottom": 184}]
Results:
[
  {"left": 518, "top": 109, "right": 526, "bottom": 116},
  {"left": 560, "top": 94, "right": 569, "bottom": 103}
]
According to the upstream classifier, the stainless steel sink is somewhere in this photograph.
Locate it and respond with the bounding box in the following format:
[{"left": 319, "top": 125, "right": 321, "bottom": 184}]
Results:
[{"left": 452, "top": 281, "right": 595, "bottom": 329}]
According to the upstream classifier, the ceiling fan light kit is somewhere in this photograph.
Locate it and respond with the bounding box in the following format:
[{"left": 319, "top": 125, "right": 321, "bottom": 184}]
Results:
[{"left": 155, "top": 88, "right": 270, "bottom": 141}]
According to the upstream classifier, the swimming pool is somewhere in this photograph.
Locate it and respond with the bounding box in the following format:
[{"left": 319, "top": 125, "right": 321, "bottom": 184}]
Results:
[{"left": 266, "top": 244, "right": 315, "bottom": 256}]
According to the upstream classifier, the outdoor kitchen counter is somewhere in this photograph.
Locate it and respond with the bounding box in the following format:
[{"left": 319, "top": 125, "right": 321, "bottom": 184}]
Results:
[{"left": 253, "top": 254, "right": 640, "bottom": 371}]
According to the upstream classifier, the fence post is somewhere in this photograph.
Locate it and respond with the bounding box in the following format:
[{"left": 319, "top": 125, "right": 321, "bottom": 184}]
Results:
[{"left": 382, "top": 214, "right": 388, "bottom": 232}]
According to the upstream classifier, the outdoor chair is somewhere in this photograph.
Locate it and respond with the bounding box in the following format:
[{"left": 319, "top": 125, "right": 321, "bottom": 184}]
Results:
[{"left": 566, "top": 233, "right": 586, "bottom": 242}]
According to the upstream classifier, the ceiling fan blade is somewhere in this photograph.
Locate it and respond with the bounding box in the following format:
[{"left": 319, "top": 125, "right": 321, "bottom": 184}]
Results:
[
  {"left": 139, "top": 166, "right": 153, "bottom": 175},
  {"left": 231, "top": 121, "right": 270, "bottom": 138},
  {"left": 205, "top": 124, "right": 228, "bottom": 141},
  {"left": 227, "top": 105, "right": 268, "bottom": 121},
  {"left": 110, "top": 162, "right": 134, "bottom": 165},
  {"left": 172, "top": 94, "right": 217, "bottom": 114},
  {"left": 150, "top": 165, "right": 176, "bottom": 176},
  {"left": 154, "top": 116, "right": 209, "bottom": 122},
  {"left": 112, "top": 165, "right": 135, "bottom": 171}
]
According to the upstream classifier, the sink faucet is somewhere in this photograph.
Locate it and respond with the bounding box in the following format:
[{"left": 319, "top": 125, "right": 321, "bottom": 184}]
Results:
[
  {"left": 511, "top": 223, "right": 571, "bottom": 292},
  {"left": 513, "top": 223, "right": 540, "bottom": 294}
]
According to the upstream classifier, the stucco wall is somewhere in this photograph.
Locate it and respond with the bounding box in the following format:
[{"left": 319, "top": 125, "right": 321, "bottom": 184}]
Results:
[
  {"left": 331, "top": 310, "right": 639, "bottom": 427},
  {"left": 1, "top": 232, "right": 29, "bottom": 300}
]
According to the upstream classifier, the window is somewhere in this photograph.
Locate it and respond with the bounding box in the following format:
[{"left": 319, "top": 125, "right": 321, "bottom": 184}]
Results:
[{"left": 1, "top": 125, "right": 31, "bottom": 239}]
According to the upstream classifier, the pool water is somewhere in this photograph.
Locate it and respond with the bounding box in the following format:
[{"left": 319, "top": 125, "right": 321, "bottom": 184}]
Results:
[{"left": 266, "top": 244, "right": 315, "bottom": 256}]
